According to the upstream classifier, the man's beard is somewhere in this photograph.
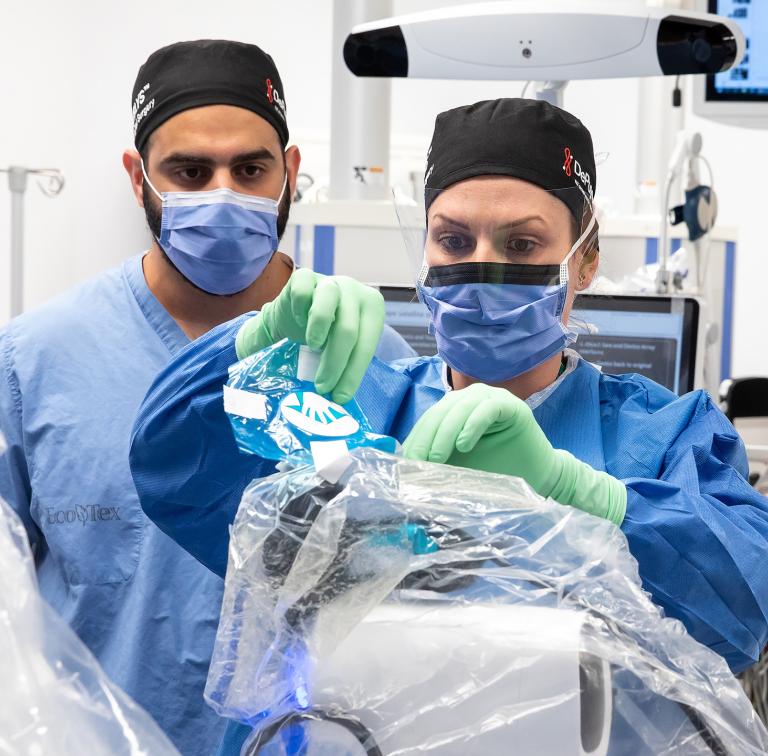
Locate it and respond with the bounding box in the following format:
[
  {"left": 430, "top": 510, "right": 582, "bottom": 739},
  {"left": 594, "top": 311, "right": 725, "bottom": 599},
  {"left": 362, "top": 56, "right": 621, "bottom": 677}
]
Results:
[{"left": 142, "top": 181, "right": 292, "bottom": 289}]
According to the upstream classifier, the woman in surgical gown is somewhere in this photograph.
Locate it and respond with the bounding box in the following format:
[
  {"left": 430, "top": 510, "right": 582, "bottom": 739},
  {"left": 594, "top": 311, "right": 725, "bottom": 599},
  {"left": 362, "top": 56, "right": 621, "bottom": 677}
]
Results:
[{"left": 129, "top": 99, "right": 768, "bottom": 754}]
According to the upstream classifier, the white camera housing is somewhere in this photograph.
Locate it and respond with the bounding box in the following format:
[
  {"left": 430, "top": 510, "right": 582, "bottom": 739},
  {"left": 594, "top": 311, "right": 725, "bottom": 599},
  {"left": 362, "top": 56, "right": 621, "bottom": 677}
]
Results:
[{"left": 344, "top": 2, "right": 744, "bottom": 81}]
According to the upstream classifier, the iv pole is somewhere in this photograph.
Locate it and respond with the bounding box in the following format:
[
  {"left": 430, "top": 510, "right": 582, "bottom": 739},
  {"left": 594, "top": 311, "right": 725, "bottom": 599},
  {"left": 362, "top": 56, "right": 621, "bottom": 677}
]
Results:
[{"left": 0, "top": 166, "right": 65, "bottom": 317}]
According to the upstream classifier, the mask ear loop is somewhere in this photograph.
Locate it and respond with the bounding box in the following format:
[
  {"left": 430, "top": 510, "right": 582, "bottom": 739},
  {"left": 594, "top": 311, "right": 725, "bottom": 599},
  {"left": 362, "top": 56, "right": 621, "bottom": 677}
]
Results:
[
  {"left": 416, "top": 253, "right": 429, "bottom": 285},
  {"left": 560, "top": 209, "right": 598, "bottom": 338},
  {"left": 139, "top": 159, "right": 167, "bottom": 248},
  {"left": 140, "top": 159, "right": 164, "bottom": 202},
  {"left": 276, "top": 172, "right": 289, "bottom": 205},
  {"left": 414, "top": 203, "right": 429, "bottom": 303},
  {"left": 560, "top": 211, "right": 598, "bottom": 287}
]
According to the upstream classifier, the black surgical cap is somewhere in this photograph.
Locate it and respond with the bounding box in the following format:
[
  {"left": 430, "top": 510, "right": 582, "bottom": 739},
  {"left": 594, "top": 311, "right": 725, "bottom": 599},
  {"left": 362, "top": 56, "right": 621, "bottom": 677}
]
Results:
[
  {"left": 132, "top": 39, "right": 289, "bottom": 152},
  {"left": 424, "top": 98, "right": 596, "bottom": 224}
]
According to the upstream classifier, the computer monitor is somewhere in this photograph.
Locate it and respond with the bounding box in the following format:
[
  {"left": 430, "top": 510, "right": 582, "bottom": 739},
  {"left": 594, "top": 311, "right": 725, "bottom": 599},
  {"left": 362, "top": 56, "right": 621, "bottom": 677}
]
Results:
[
  {"left": 571, "top": 295, "right": 699, "bottom": 395},
  {"left": 380, "top": 286, "right": 436, "bottom": 357},
  {"left": 379, "top": 287, "right": 699, "bottom": 395},
  {"left": 693, "top": 0, "right": 768, "bottom": 127}
]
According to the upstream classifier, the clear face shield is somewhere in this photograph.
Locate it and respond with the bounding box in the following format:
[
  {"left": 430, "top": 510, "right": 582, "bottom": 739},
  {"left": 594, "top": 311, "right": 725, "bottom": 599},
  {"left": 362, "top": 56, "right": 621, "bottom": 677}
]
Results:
[{"left": 393, "top": 181, "right": 599, "bottom": 383}]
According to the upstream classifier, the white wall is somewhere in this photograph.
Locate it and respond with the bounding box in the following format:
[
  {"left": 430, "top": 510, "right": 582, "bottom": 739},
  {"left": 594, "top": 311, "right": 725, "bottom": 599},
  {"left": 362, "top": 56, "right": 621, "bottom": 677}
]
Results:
[
  {"left": 0, "top": 0, "right": 336, "bottom": 321},
  {"left": 0, "top": 0, "right": 761, "bottom": 376}
]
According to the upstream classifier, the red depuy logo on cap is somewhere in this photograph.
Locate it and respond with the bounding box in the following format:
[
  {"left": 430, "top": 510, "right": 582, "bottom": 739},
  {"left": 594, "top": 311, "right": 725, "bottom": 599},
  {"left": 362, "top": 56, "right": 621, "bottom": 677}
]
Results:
[
  {"left": 266, "top": 78, "right": 286, "bottom": 120},
  {"left": 563, "top": 147, "right": 573, "bottom": 177}
]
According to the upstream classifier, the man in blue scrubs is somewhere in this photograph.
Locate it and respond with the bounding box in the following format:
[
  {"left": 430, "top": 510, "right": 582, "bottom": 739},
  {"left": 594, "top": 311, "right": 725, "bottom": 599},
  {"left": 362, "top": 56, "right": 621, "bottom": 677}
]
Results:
[
  {"left": 130, "top": 99, "right": 768, "bottom": 753},
  {"left": 0, "top": 40, "right": 411, "bottom": 756}
]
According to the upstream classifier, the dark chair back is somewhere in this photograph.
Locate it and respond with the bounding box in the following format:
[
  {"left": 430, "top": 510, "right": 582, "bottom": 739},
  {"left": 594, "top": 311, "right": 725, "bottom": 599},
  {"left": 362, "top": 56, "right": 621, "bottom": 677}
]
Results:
[{"left": 723, "top": 378, "right": 768, "bottom": 423}]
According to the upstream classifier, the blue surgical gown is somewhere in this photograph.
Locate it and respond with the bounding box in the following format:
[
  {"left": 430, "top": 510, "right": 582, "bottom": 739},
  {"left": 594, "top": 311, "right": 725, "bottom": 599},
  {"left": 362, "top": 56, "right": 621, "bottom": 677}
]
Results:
[
  {"left": 0, "top": 255, "right": 414, "bottom": 756},
  {"left": 129, "top": 318, "right": 768, "bottom": 755}
]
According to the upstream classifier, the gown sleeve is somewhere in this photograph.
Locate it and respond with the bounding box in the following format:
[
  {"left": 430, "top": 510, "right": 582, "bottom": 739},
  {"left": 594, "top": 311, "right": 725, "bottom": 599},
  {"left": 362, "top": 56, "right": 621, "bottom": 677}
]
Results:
[
  {"left": 129, "top": 315, "right": 273, "bottom": 578},
  {"left": 614, "top": 384, "right": 768, "bottom": 673}
]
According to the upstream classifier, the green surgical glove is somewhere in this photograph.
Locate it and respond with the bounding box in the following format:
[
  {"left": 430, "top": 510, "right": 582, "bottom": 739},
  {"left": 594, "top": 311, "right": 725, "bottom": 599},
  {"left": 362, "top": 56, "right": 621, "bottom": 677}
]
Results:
[
  {"left": 235, "top": 269, "right": 385, "bottom": 405},
  {"left": 402, "top": 383, "right": 626, "bottom": 526}
]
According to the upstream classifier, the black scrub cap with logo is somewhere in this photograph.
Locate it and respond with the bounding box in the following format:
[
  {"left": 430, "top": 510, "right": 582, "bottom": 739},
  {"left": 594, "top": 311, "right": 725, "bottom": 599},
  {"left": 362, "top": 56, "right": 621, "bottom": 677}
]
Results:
[
  {"left": 132, "top": 39, "right": 289, "bottom": 153},
  {"left": 424, "top": 98, "right": 596, "bottom": 225}
]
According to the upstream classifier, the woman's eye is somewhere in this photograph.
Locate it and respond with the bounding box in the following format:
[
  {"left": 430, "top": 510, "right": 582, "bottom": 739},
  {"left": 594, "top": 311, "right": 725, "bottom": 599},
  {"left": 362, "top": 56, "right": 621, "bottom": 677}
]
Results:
[
  {"left": 439, "top": 234, "right": 470, "bottom": 252},
  {"left": 507, "top": 238, "right": 536, "bottom": 254}
]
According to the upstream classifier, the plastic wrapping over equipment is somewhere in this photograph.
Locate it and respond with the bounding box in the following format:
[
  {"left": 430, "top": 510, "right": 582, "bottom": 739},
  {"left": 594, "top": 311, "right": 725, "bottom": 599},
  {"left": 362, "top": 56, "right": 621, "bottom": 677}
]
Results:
[
  {"left": 205, "top": 449, "right": 768, "bottom": 755},
  {"left": 0, "top": 478, "right": 180, "bottom": 755}
]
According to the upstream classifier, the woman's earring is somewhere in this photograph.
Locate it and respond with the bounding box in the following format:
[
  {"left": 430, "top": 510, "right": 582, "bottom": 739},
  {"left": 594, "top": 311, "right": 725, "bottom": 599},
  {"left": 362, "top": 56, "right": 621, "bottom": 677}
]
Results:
[{"left": 578, "top": 274, "right": 585, "bottom": 287}]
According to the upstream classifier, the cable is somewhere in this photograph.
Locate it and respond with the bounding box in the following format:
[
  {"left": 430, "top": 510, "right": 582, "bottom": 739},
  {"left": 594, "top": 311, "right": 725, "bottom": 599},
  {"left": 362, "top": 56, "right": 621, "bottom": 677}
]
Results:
[
  {"left": 245, "top": 710, "right": 383, "bottom": 756},
  {"left": 658, "top": 171, "right": 675, "bottom": 293},
  {"left": 698, "top": 154, "right": 714, "bottom": 187},
  {"left": 521, "top": 80, "right": 532, "bottom": 99},
  {"left": 694, "top": 154, "right": 716, "bottom": 291},
  {"left": 673, "top": 75, "right": 682, "bottom": 107},
  {"left": 679, "top": 703, "right": 731, "bottom": 756}
]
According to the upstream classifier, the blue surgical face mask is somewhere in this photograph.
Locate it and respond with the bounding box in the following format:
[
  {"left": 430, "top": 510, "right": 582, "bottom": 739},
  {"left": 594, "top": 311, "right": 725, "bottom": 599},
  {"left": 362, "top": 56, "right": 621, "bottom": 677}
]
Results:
[
  {"left": 416, "top": 215, "right": 596, "bottom": 383},
  {"left": 142, "top": 161, "right": 287, "bottom": 295}
]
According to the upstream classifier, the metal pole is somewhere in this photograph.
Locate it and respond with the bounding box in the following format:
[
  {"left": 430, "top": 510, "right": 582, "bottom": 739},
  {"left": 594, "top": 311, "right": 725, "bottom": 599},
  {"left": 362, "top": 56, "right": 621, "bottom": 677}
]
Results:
[
  {"left": 330, "top": 0, "right": 393, "bottom": 201},
  {"left": 1, "top": 166, "right": 64, "bottom": 319},
  {"left": 8, "top": 167, "right": 28, "bottom": 318}
]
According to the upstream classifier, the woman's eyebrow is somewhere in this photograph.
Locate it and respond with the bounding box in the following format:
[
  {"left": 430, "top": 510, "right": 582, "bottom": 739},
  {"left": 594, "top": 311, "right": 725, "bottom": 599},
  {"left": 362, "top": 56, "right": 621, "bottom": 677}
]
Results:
[
  {"left": 431, "top": 213, "right": 470, "bottom": 230},
  {"left": 432, "top": 213, "right": 547, "bottom": 231},
  {"left": 497, "top": 215, "right": 546, "bottom": 230}
]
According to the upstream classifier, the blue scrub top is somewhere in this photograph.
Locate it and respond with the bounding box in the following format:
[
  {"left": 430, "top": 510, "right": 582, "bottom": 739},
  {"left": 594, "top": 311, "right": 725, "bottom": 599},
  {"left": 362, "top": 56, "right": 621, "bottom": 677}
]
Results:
[
  {"left": 129, "top": 318, "right": 768, "bottom": 755},
  {"left": 0, "top": 254, "right": 415, "bottom": 756},
  {"left": 0, "top": 255, "right": 227, "bottom": 756}
]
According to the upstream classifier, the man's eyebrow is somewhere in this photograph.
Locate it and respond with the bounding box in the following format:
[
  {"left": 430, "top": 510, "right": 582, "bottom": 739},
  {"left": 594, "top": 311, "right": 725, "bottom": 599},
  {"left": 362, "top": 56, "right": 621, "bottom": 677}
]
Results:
[
  {"left": 228, "top": 148, "right": 277, "bottom": 165},
  {"left": 159, "top": 148, "right": 277, "bottom": 168},
  {"left": 159, "top": 153, "right": 214, "bottom": 167}
]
